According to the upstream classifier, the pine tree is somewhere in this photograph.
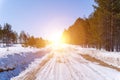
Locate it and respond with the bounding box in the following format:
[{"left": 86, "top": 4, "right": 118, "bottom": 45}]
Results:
[
  {"left": 91, "top": 0, "right": 120, "bottom": 51},
  {"left": 0, "top": 25, "right": 2, "bottom": 42},
  {"left": 3, "top": 23, "right": 12, "bottom": 46},
  {"left": 62, "top": 18, "right": 89, "bottom": 47},
  {"left": 19, "top": 31, "right": 28, "bottom": 44}
]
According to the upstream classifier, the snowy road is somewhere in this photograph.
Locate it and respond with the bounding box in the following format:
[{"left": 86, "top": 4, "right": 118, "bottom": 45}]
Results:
[{"left": 11, "top": 45, "right": 120, "bottom": 80}]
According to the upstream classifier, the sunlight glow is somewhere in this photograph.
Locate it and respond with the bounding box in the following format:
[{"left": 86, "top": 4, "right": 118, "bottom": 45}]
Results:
[
  {"left": 46, "top": 30, "right": 68, "bottom": 50},
  {"left": 50, "top": 32, "right": 63, "bottom": 45},
  {"left": 48, "top": 31, "right": 67, "bottom": 50}
]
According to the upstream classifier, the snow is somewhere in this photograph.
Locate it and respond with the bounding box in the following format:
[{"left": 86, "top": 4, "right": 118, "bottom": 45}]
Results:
[
  {"left": 0, "top": 44, "right": 40, "bottom": 58},
  {"left": 75, "top": 46, "right": 120, "bottom": 68},
  {"left": 11, "top": 44, "right": 120, "bottom": 80},
  {"left": 0, "top": 44, "right": 48, "bottom": 80},
  {"left": 0, "top": 44, "right": 120, "bottom": 80}
]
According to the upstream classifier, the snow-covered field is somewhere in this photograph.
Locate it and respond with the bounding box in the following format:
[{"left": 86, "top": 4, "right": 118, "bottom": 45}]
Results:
[{"left": 0, "top": 44, "right": 120, "bottom": 80}]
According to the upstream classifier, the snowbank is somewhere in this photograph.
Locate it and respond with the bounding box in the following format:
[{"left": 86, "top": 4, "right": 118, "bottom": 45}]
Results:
[
  {"left": 0, "top": 44, "right": 48, "bottom": 80},
  {"left": 75, "top": 46, "right": 120, "bottom": 68},
  {"left": 0, "top": 44, "right": 40, "bottom": 58}
]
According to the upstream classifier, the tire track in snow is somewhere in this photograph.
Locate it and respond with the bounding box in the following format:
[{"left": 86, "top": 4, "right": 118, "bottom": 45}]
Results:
[{"left": 81, "top": 54, "right": 120, "bottom": 71}]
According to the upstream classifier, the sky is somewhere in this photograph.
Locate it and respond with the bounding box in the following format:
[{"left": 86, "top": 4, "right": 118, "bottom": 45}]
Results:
[{"left": 0, "top": 0, "right": 95, "bottom": 40}]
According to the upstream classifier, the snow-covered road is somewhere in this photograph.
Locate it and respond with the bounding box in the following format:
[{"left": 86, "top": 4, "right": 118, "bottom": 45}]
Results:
[{"left": 11, "top": 45, "right": 120, "bottom": 80}]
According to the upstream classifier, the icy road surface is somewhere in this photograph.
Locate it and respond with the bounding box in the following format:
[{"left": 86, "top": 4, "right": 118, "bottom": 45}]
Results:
[{"left": 12, "top": 45, "right": 120, "bottom": 80}]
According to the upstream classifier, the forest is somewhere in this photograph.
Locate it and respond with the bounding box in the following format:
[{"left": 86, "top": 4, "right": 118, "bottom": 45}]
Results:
[
  {"left": 62, "top": 0, "right": 120, "bottom": 52},
  {"left": 0, "top": 23, "right": 46, "bottom": 48}
]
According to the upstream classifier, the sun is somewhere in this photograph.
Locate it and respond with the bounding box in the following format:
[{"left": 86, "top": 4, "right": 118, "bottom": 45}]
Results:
[
  {"left": 47, "top": 30, "right": 68, "bottom": 49},
  {"left": 50, "top": 32, "right": 63, "bottom": 46}
]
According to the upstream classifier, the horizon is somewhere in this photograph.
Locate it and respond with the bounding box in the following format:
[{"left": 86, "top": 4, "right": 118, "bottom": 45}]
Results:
[{"left": 0, "top": 0, "right": 95, "bottom": 40}]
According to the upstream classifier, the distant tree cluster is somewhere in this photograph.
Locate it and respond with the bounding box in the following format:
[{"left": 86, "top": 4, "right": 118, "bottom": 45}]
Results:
[
  {"left": 0, "top": 23, "right": 18, "bottom": 46},
  {"left": 23, "top": 35, "right": 47, "bottom": 48},
  {"left": 62, "top": 0, "right": 120, "bottom": 52},
  {"left": 0, "top": 23, "right": 46, "bottom": 48},
  {"left": 19, "top": 31, "right": 47, "bottom": 48}
]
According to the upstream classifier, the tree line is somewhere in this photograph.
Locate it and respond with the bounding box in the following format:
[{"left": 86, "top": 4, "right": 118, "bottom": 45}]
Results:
[
  {"left": 0, "top": 23, "right": 46, "bottom": 48},
  {"left": 62, "top": 0, "right": 120, "bottom": 52},
  {"left": 0, "top": 23, "right": 17, "bottom": 46}
]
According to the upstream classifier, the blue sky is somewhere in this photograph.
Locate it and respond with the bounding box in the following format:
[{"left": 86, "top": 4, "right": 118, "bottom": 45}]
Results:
[{"left": 0, "top": 0, "right": 95, "bottom": 39}]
